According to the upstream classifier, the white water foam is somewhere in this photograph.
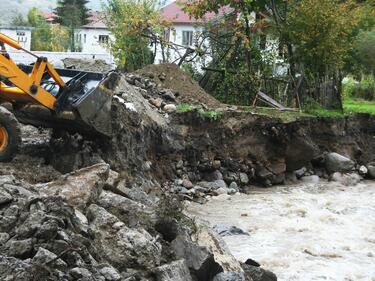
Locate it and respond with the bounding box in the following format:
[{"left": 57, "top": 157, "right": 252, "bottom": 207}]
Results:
[{"left": 188, "top": 181, "right": 375, "bottom": 281}]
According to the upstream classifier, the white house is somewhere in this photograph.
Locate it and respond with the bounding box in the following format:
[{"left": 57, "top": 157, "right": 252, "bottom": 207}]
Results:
[
  {"left": 154, "top": 2, "right": 230, "bottom": 68},
  {"left": 0, "top": 26, "right": 32, "bottom": 51},
  {"left": 74, "top": 12, "right": 112, "bottom": 54}
]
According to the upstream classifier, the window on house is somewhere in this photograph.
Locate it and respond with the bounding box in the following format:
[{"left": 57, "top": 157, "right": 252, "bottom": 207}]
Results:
[
  {"left": 182, "top": 31, "right": 193, "bottom": 46},
  {"left": 84, "top": 34, "right": 87, "bottom": 44},
  {"left": 99, "top": 35, "right": 109, "bottom": 44},
  {"left": 17, "top": 31, "right": 26, "bottom": 43}
]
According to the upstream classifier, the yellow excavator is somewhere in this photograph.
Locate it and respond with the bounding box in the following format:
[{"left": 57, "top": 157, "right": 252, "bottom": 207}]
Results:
[{"left": 0, "top": 32, "right": 113, "bottom": 161}]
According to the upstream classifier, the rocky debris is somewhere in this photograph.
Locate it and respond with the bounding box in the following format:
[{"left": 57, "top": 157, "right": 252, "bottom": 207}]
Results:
[
  {"left": 325, "top": 152, "right": 355, "bottom": 174},
  {"left": 154, "top": 260, "right": 192, "bottom": 281},
  {"left": 330, "top": 172, "right": 362, "bottom": 186},
  {"left": 62, "top": 58, "right": 114, "bottom": 73},
  {"left": 87, "top": 204, "right": 162, "bottom": 270},
  {"left": 37, "top": 163, "right": 110, "bottom": 210},
  {"left": 135, "top": 64, "right": 222, "bottom": 108},
  {"left": 213, "top": 224, "right": 249, "bottom": 236}
]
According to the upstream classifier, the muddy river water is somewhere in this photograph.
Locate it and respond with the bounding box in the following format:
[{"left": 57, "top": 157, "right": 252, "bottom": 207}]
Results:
[{"left": 188, "top": 181, "right": 375, "bottom": 281}]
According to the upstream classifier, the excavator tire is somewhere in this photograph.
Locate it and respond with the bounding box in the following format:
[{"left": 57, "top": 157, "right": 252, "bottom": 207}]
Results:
[{"left": 0, "top": 106, "right": 21, "bottom": 162}]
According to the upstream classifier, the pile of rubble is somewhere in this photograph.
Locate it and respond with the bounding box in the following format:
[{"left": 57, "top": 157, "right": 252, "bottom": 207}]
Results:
[{"left": 0, "top": 163, "right": 274, "bottom": 281}]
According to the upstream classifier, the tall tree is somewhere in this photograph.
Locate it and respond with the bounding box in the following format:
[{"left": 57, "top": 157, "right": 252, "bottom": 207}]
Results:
[{"left": 55, "top": 0, "right": 90, "bottom": 51}]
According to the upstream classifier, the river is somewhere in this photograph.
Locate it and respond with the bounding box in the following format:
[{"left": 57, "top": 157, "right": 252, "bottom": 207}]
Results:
[{"left": 188, "top": 181, "right": 375, "bottom": 281}]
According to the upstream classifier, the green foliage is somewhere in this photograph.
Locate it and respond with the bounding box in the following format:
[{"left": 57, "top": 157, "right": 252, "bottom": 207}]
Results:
[
  {"left": 286, "top": 0, "right": 361, "bottom": 75},
  {"left": 352, "top": 30, "right": 375, "bottom": 75},
  {"left": 198, "top": 109, "right": 223, "bottom": 120},
  {"left": 343, "top": 75, "right": 375, "bottom": 101},
  {"left": 55, "top": 0, "right": 90, "bottom": 51},
  {"left": 105, "top": 0, "right": 170, "bottom": 71},
  {"left": 28, "top": 8, "right": 70, "bottom": 52},
  {"left": 11, "top": 14, "right": 29, "bottom": 26},
  {"left": 177, "top": 103, "right": 195, "bottom": 112}
]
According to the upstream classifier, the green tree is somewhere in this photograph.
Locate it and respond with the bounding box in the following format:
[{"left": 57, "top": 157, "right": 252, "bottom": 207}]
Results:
[
  {"left": 28, "top": 7, "right": 70, "bottom": 52},
  {"left": 10, "top": 14, "right": 29, "bottom": 26},
  {"left": 105, "top": 0, "right": 170, "bottom": 71},
  {"left": 55, "top": 0, "right": 90, "bottom": 51}
]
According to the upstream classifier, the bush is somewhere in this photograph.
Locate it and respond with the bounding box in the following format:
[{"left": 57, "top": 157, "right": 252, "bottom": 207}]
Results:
[{"left": 343, "top": 75, "right": 375, "bottom": 101}]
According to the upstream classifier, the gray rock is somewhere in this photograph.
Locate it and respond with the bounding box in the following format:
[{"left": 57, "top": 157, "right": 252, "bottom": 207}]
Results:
[
  {"left": 227, "top": 188, "right": 237, "bottom": 195},
  {"left": 69, "top": 267, "right": 93, "bottom": 279},
  {"left": 149, "top": 98, "right": 163, "bottom": 108},
  {"left": 105, "top": 169, "right": 119, "bottom": 188},
  {"left": 0, "top": 189, "right": 12, "bottom": 205},
  {"left": 294, "top": 167, "right": 307, "bottom": 178},
  {"left": 164, "top": 104, "right": 177, "bottom": 113},
  {"left": 38, "top": 163, "right": 109, "bottom": 210},
  {"left": 301, "top": 175, "right": 320, "bottom": 184},
  {"left": 154, "top": 259, "right": 192, "bottom": 281},
  {"left": 358, "top": 165, "right": 368, "bottom": 176},
  {"left": 239, "top": 173, "right": 249, "bottom": 184},
  {"left": 207, "top": 170, "right": 224, "bottom": 181},
  {"left": 33, "top": 247, "right": 67, "bottom": 268},
  {"left": 213, "top": 224, "right": 248, "bottom": 236},
  {"left": 162, "top": 90, "right": 177, "bottom": 102},
  {"left": 87, "top": 204, "right": 161, "bottom": 270},
  {"left": 213, "top": 187, "right": 228, "bottom": 196},
  {"left": 198, "top": 180, "right": 227, "bottom": 191},
  {"left": 331, "top": 172, "right": 361, "bottom": 186},
  {"left": 5, "top": 238, "right": 34, "bottom": 258},
  {"left": 97, "top": 191, "right": 154, "bottom": 228},
  {"left": 367, "top": 164, "right": 375, "bottom": 179},
  {"left": 182, "top": 179, "right": 194, "bottom": 189},
  {"left": 99, "top": 266, "right": 121, "bottom": 281},
  {"left": 325, "top": 153, "right": 355, "bottom": 173},
  {"left": 0, "top": 175, "right": 16, "bottom": 186},
  {"left": 213, "top": 272, "right": 246, "bottom": 281},
  {"left": 213, "top": 160, "right": 221, "bottom": 170},
  {"left": 229, "top": 182, "right": 239, "bottom": 191},
  {"left": 176, "top": 160, "right": 184, "bottom": 169},
  {"left": 242, "top": 264, "right": 277, "bottom": 281},
  {"left": 171, "top": 234, "right": 222, "bottom": 280},
  {"left": 0, "top": 255, "right": 33, "bottom": 280},
  {"left": 0, "top": 233, "right": 9, "bottom": 245}
]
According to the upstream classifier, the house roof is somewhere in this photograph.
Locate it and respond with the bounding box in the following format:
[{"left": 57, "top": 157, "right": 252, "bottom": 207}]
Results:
[
  {"left": 0, "top": 26, "right": 33, "bottom": 31},
  {"left": 161, "top": 1, "right": 232, "bottom": 24},
  {"left": 81, "top": 11, "right": 107, "bottom": 29}
]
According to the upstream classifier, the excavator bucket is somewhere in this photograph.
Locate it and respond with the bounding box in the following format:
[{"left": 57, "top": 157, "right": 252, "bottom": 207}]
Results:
[{"left": 17, "top": 65, "right": 114, "bottom": 137}]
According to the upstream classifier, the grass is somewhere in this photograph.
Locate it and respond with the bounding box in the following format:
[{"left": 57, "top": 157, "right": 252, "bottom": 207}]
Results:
[
  {"left": 343, "top": 98, "right": 375, "bottom": 115},
  {"left": 177, "top": 98, "right": 375, "bottom": 121}
]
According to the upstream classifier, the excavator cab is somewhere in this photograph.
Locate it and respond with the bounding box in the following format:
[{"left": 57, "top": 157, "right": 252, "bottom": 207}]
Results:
[{"left": 0, "top": 32, "right": 114, "bottom": 161}]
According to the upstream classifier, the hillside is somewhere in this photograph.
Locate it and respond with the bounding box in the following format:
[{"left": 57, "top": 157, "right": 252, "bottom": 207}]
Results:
[{"left": 0, "top": 0, "right": 102, "bottom": 24}]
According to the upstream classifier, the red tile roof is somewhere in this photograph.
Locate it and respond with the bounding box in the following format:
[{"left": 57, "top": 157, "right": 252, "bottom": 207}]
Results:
[
  {"left": 81, "top": 11, "right": 107, "bottom": 29},
  {"left": 161, "top": 1, "right": 232, "bottom": 24}
]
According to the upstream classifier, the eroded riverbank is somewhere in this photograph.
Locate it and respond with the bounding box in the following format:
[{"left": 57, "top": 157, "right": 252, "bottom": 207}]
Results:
[{"left": 188, "top": 181, "right": 375, "bottom": 281}]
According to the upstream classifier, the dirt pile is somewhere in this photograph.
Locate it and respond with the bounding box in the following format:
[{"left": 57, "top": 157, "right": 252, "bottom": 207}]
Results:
[
  {"left": 62, "top": 58, "right": 114, "bottom": 73},
  {"left": 135, "top": 64, "right": 222, "bottom": 108}
]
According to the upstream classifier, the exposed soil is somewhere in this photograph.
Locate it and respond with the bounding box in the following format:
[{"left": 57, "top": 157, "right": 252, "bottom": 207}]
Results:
[{"left": 135, "top": 64, "right": 222, "bottom": 108}]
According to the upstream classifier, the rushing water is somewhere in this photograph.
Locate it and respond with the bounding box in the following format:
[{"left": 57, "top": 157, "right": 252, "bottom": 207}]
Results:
[{"left": 188, "top": 181, "right": 375, "bottom": 281}]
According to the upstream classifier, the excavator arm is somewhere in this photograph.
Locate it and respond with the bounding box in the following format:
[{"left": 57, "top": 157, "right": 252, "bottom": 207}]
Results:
[{"left": 0, "top": 33, "right": 63, "bottom": 109}]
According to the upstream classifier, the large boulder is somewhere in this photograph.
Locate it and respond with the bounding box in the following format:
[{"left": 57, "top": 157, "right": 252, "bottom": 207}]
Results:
[
  {"left": 87, "top": 204, "right": 161, "bottom": 270},
  {"left": 325, "top": 153, "right": 355, "bottom": 173},
  {"left": 154, "top": 260, "right": 193, "bottom": 281},
  {"left": 171, "top": 234, "right": 222, "bottom": 281},
  {"left": 193, "top": 225, "right": 245, "bottom": 274},
  {"left": 97, "top": 190, "right": 154, "bottom": 228},
  {"left": 330, "top": 172, "right": 361, "bottom": 186},
  {"left": 242, "top": 263, "right": 277, "bottom": 281},
  {"left": 37, "top": 163, "right": 109, "bottom": 210}
]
